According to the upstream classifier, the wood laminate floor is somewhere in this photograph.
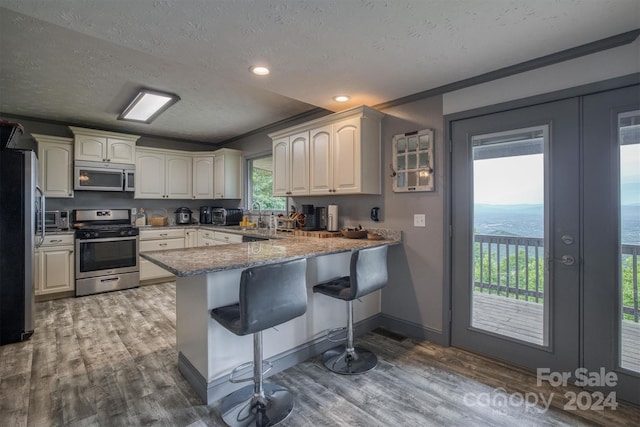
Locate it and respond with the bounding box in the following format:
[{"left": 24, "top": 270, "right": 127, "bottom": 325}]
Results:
[{"left": 1, "top": 282, "right": 638, "bottom": 426}]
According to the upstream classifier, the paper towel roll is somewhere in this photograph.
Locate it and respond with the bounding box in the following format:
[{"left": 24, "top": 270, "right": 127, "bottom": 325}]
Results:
[{"left": 327, "top": 204, "right": 339, "bottom": 231}]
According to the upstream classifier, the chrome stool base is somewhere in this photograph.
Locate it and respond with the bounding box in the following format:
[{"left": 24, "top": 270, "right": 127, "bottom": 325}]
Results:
[
  {"left": 220, "top": 382, "right": 294, "bottom": 427},
  {"left": 322, "top": 345, "right": 378, "bottom": 375}
]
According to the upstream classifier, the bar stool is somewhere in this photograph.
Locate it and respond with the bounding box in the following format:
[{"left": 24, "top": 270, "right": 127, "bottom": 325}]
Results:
[
  {"left": 313, "top": 245, "right": 388, "bottom": 374},
  {"left": 210, "top": 258, "right": 307, "bottom": 427}
]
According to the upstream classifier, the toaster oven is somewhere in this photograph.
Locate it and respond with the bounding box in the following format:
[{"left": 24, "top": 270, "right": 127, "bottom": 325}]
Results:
[{"left": 43, "top": 210, "right": 70, "bottom": 231}]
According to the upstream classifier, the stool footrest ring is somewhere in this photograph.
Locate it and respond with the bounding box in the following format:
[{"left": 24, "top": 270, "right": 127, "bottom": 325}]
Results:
[
  {"left": 229, "top": 360, "right": 273, "bottom": 384},
  {"left": 327, "top": 326, "right": 347, "bottom": 343}
]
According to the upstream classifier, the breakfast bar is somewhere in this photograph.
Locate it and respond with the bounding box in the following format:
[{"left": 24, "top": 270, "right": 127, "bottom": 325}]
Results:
[{"left": 141, "top": 232, "right": 401, "bottom": 404}]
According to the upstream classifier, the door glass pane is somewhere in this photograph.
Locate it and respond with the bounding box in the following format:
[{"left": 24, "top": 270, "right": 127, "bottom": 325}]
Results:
[
  {"left": 619, "top": 110, "right": 640, "bottom": 372},
  {"left": 471, "top": 126, "right": 548, "bottom": 346}
]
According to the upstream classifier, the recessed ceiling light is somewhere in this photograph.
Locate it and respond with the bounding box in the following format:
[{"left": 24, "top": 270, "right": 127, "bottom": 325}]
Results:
[
  {"left": 250, "top": 66, "right": 270, "bottom": 76},
  {"left": 333, "top": 95, "right": 350, "bottom": 102}
]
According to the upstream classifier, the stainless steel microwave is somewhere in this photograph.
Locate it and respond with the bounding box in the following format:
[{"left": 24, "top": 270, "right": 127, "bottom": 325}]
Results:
[{"left": 74, "top": 160, "right": 134, "bottom": 192}]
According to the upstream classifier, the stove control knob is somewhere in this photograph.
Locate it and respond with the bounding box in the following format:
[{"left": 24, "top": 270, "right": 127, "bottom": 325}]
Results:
[
  {"left": 128, "top": 230, "right": 135, "bottom": 236},
  {"left": 84, "top": 232, "right": 91, "bottom": 238},
  {"left": 92, "top": 232, "right": 100, "bottom": 238},
  {"left": 120, "top": 230, "right": 126, "bottom": 236}
]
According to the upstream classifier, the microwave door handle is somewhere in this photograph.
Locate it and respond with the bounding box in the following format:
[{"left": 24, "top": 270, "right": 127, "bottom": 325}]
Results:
[{"left": 36, "top": 185, "right": 45, "bottom": 247}]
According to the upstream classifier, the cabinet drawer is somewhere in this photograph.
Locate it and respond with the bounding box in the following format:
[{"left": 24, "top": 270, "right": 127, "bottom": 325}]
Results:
[
  {"left": 197, "top": 229, "right": 215, "bottom": 240},
  {"left": 41, "top": 234, "right": 74, "bottom": 246},
  {"left": 214, "top": 231, "right": 243, "bottom": 244},
  {"left": 140, "top": 228, "right": 184, "bottom": 240},
  {"left": 140, "top": 238, "right": 184, "bottom": 252}
]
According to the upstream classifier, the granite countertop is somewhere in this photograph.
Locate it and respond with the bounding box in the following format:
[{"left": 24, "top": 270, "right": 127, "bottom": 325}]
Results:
[{"left": 140, "top": 234, "right": 401, "bottom": 277}]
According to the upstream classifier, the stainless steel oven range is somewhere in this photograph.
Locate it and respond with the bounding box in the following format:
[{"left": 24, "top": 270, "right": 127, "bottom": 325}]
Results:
[{"left": 73, "top": 209, "right": 139, "bottom": 297}]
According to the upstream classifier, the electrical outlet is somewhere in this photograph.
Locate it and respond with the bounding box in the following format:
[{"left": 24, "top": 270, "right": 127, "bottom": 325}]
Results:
[{"left": 414, "top": 214, "right": 426, "bottom": 227}]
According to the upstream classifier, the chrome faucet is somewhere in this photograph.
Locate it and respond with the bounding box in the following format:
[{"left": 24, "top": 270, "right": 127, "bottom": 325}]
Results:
[{"left": 252, "top": 201, "right": 264, "bottom": 228}]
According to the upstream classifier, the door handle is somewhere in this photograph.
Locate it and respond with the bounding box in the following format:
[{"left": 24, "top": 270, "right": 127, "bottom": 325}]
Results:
[{"left": 556, "top": 255, "right": 575, "bottom": 266}]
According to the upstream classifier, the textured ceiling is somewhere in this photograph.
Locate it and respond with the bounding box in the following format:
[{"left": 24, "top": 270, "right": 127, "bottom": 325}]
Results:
[{"left": 0, "top": 0, "right": 638, "bottom": 145}]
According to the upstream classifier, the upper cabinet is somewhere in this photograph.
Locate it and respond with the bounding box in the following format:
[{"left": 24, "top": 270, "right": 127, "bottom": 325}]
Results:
[
  {"left": 135, "top": 148, "right": 192, "bottom": 199},
  {"left": 192, "top": 155, "right": 215, "bottom": 199},
  {"left": 33, "top": 134, "right": 74, "bottom": 198},
  {"left": 213, "top": 148, "right": 242, "bottom": 199},
  {"left": 269, "top": 105, "right": 383, "bottom": 196},
  {"left": 135, "top": 147, "right": 241, "bottom": 200},
  {"left": 69, "top": 127, "right": 139, "bottom": 164},
  {"left": 272, "top": 132, "right": 309, "bottom": 196}
]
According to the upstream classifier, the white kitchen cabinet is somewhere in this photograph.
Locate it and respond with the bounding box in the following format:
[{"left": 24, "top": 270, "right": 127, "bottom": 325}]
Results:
[
  {"left": 135, "top": 150, "right": 165, "bottom": 198},
  {"left": 308, "top": 125, "right": 332, "bottom": 194},
  {"left": 184, "top": 228, "right": 198, "bottom": 247},
  {"left": 272, "top": 138, "right": 290, "bottom": 196},
  {"left": 192, "top": 155, "right": 214, "bottom": 199},
  {"left": 33, "top": 134, "right": 74, "bottom": 198},
  {"left": 135, "top": 148, "right": 191, "bottom": 199},
  {"left": 331, "top": 116, "right": 363, "bottom": 194},
  {"left": 139, "top": 228, "right": 185, "bottom": 282},
  {"left": 196, "top": 229, "right": 242, "bottom": 246},
  {"left": 35, "top": 234, "right": 75, "bottom": 296},
  {"left": 213, "top": 148, "right": 242, "bottom": 199},
  {"left": 197, "top": 229, "right": 222, "bottom": 246},
  {"left": 272, "top": 131, "right": 309, "bottom": 197},
  {"left": 70, "top": 126, "right": 139, "bottom": 164},
  {"left": 166, "top": 154, "right": 192, "bottom": 199},
  {"left": 269, "top": 105, "right": 383, "bottom": 196}
]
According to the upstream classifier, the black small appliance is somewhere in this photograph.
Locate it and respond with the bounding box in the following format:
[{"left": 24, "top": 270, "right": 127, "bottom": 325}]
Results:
[
  {"left": 301, "top": 204, "right": 326, "bottom": 231},
  {"left": 200, "top": 206, "right": 213, "bottom": 224}
]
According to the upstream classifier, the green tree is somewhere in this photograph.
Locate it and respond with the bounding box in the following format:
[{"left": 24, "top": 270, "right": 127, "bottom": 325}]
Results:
[{"left": 252, "top": 168, "right": 285, "bottom": 210}]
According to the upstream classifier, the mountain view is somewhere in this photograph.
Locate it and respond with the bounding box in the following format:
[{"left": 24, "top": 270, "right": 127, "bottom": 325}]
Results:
[{"left": 474, "top": 204, "right": 640, "bottom": 244}]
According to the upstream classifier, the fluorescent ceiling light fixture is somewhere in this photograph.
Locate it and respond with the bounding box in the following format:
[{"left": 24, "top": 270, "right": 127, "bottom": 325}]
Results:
[
  {"left": 333, "top": 95, "right": 350, "bottom": 102},
  {"left": 118, "top": 89, "right": 180, "bottom": 123},
  {"left": 250, "top": 66, "right": 270, "bottom": 76}
]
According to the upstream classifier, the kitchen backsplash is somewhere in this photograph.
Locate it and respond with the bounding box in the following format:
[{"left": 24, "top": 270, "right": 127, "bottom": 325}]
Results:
[{"left": 45, "top": 191, "right": 243, "bottom": 220}]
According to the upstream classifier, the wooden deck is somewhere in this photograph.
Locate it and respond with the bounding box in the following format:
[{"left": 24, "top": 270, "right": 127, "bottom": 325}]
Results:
[{"left": 472, "top": 291, "right": 640, "bottom": 372}]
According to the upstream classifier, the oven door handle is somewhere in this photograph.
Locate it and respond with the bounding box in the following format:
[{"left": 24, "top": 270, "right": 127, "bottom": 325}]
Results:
[
  {"left": 76, "top": 236, "right": 138, "bottom": 243},
  {"left": 100, "top": 276, "right": 120, "bottom": 283}
]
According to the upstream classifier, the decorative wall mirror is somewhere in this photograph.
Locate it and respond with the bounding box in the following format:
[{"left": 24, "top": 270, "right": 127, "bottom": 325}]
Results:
[{"left": 392, "top": 129, "right": 434, "bottom": 192}]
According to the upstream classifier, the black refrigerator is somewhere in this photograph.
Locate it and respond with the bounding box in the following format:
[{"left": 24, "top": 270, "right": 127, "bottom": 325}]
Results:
[{"left": 0, "top": 125, "right": 43, "bottom": 345}]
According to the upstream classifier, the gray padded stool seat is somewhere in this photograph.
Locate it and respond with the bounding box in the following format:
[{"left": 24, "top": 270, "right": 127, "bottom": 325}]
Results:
[
  {"left": 210, "top": 258, "right": 307, "bottom": 427},
  {"left": 313, "top": 245, "right": 388, "bottom": 374}
]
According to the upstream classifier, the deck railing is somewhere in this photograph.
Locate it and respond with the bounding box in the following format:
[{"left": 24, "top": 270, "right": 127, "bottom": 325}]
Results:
[{"left": 473, "top": 234, "right": 639, "bottom": 322}]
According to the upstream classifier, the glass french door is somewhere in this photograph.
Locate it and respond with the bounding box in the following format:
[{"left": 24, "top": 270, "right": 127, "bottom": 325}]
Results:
[
  {"left": 451, "top": 98, "right": 581, "bottom": 374},
  {"left": 451, "top": 85, "right": 640, "bottom": 406},
  {"left": 582, "top": 85, "right": 639, "bottom": 406}
]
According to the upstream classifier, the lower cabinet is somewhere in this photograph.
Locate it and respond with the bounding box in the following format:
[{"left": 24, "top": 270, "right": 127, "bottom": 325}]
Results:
[
  {"left": 185, "top": 228, "right": 198, "bottom": 248},
  {"left": 197, "top": 229, "right": 243, "bottom": 246},
  {"left": 35, "top": 234, "right": 75, "bottom": 296},
  {"left": 139, "top": 227, "right": 244, "bottom": 283},
  {"left": 139, "top": 228, "right": 185, "bottom": 282},
  {"left": 214, "top": 231, "right": 243, "bottom": 244}
]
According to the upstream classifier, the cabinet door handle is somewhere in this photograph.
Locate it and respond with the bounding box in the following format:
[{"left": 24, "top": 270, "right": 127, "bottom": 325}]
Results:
[
  {"left": 50, "top": 239, "right": 62, "bottom": 243},
  {"left": 160, "top": 233, "right": 168, "bottom": 237},
  {"left": 159, "top": 243, "right": 168, "bottom": 247}
]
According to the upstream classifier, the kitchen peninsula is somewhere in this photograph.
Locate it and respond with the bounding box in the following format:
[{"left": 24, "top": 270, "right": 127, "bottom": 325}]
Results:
[{"left": 141, "top": 231, "right": 401, "bottom": 404}]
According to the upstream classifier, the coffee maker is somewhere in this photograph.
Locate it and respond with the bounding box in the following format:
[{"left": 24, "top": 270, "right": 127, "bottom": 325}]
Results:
[{"left": 301, "top": 204, "right": 326, "bottom": 231}]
